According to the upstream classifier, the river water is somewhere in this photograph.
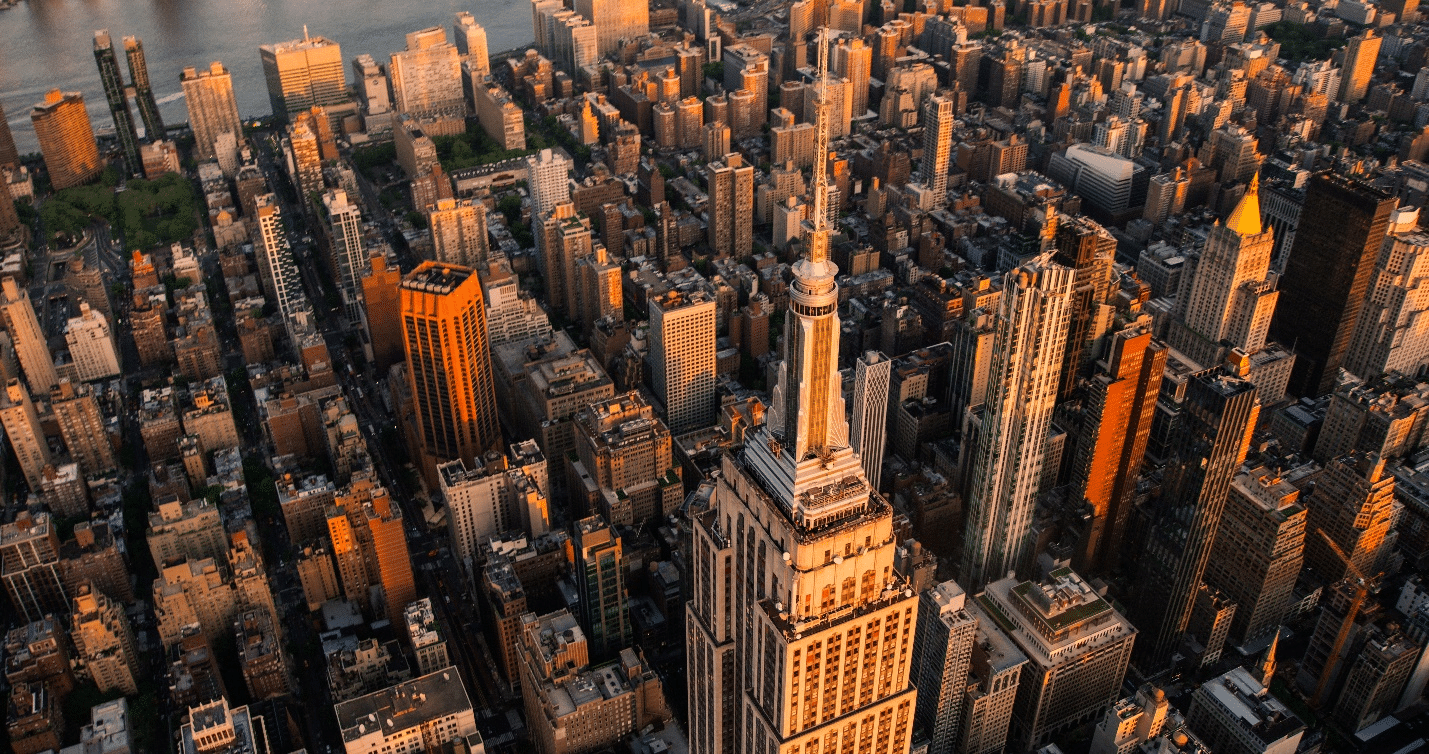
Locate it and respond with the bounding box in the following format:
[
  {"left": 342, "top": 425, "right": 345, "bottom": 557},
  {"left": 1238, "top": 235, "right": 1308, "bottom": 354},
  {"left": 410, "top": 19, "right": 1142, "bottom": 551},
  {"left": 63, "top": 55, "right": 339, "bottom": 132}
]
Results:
[{"left": 0, "top": 0, "right": 535, "bottom": 153}]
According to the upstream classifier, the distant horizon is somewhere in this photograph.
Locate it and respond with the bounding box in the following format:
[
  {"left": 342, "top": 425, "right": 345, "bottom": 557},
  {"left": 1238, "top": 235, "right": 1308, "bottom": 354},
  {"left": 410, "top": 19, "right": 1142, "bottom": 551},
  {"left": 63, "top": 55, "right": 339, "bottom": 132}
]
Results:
[{"left": 0, "top": 0, "right": 533, "bottom": 152}]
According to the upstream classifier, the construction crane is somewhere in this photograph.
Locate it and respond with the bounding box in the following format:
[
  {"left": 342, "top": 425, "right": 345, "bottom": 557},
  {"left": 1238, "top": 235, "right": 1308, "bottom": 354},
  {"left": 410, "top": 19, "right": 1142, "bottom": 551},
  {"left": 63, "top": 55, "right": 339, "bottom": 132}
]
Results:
[{"left": 1309, "top": 529, "right": 1379, "bottom": 709}]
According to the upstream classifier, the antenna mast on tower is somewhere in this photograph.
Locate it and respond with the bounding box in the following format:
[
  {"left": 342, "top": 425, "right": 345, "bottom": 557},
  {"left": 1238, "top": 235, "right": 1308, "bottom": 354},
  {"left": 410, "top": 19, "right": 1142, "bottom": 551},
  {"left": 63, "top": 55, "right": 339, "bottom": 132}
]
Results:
[{"left": 806, "top": 27, "right": 833, "bottom": 263}]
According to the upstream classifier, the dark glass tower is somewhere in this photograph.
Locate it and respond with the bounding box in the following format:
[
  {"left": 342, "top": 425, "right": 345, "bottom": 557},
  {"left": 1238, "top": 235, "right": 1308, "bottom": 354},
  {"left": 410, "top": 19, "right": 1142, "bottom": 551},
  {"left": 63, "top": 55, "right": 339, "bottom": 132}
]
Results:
[
  {"left": 1270, "top": 172, "right": 1397, "bottom": 397},
  {"left": 1129, "top": 364, "right": 1260, "bottom": 673},
  {"left": 124, "top": 36, "right": 165, "bottom": 139},
  {"left": 92, "top": 30, "right": 141, "bottom": 175}
]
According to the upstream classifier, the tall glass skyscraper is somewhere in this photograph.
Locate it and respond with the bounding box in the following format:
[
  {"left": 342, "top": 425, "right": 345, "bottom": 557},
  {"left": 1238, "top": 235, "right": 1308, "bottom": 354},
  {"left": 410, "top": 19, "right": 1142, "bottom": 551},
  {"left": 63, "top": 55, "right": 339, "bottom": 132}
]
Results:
[
  {"left": 124, "top": 36, "right": 165, "bottom": 139},
  {"left": 92, "top": 30, "right": 141, "bottom": 174}
]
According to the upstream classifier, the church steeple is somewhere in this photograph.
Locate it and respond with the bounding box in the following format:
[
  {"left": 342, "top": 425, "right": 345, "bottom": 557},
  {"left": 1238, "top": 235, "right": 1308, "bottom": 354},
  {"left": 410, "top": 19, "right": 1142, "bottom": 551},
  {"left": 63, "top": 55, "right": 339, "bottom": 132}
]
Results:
[{"left": 1258, "top": 628, "right": 1280, "bottom": 687}]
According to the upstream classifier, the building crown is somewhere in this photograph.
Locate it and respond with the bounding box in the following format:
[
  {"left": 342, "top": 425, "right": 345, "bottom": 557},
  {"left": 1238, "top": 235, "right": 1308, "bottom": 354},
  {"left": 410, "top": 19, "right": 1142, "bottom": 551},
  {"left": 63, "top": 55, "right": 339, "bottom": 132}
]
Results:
[{"left": 1224, "top": 172, "right": 1262, "bottom": 237}]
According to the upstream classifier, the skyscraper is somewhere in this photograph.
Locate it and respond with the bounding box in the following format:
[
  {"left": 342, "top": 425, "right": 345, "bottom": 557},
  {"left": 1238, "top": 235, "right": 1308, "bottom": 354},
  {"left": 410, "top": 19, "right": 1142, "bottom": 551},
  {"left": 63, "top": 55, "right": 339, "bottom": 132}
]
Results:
[
  {"left": 400, "top": 262, "right": 501, "bottom": 471},
  {"left": 182, "top": 62, "right": 243, "bottom": 162},
  {"left": 1168, "top": 174, "right": 1278, "bottom": 368},
  {"left": 687, "top": 32, "right": 919, "bottom": 752},
  {"left": 364, "top": 487, "right": 416, "bottom": 621},
  {"left": 575, "top": 246, "right": 623, "bottom": 328},
  {"left": 353, "top": 53, "right": 393, "bottom": 132},
  {"left": 1, "top": 510, "right": 65, "bottom": 623},
  {"left": 453, "top": 12, "right": 491, "bottom": 79},
  {"left": 723, "top": 44, "right": 770, "bottom": 132},
  {"left": 1130, "top": 365, "right": 1260, "bottom": 673},
  {"left": 428, "top": 198, "right": 489, "bottom": 269},
  {"left": 253, "top": 194, "right": 304, "bottom": 322},
  {"left": 538, "top": 202, "right": 593, "bottom": 316},
  {"left": 649, "top": 289, "right": 717, "bottom": 434},
  {"left": 921, "top": 91, "right": 955, "bottom": 203},
  {"left": 260, "top": 31, "right": 351, "bottom": 124},
  {"left": 1345, "top": 207, "right": 1429, "bottom": 380},
  {"left": 1052, "top": 214, "right": 1117, "bottom": 399},
  {"left": 51, "top": 379, "right": 116, "bottom": 477},
  {"left": 1066, "top": 317, "right": 1165, "bottom": 573},
  {"left": 64, "top": 301, "right": 120, "bottom": 382},
  {"left": 573, "top": 515, "right": 631, "bottom": 658},
  {"left": 286, "top": 113, "right": 324, "bottom": 199},
  {"left": 0, "top": 277, "right": 57, "bottom": 396},
  {"left": 526, "top": 148, "right": 573, "bottom": 217},
  {"left": 531, "top": 0, "right": 565, "bottom": 58},
  {"left": 1, "top": 379, "right": 51, "bottom": 492},
  {"left": 70, "top": 583, "right": 140, "bottom": 696},
  {"left": 362, "top": 252, "right": 405, "bottom": 373},
  {"left": 321, "top": 189, "right": 366, "bottom": 325},
  {"left": 326, "top": 503, "right": 370, "bottom": 604},
  {"left": 571, "top": 391, "right": 682, "bottom": 526},
  {"left": 123, "top": 36, "right": 164, "bottom": 139},
  {"left": 0, "top": 177, "right": 18, "bottom": 241},
  {"left": 1338, "top": 29, "right": 1381, "bottom": 103},
  {"left": 1300, "top": 453, "right": 1396, "bottom": 582},
  {"left": 1204, "top": 466, "right": 1306, "bottom": 647},
  {"left": 31, "top": 90, "right": 102, "bottom": 190},
  {"left": 1143, "top": 168, "right": 1189, "bottom": 225},
  {"left": 832, "top": 37, "right": 872, "bottom": 118},
  {"left": 440, "top": 453, "right": 548, "bottom": 565},
  {"left": 704, "top": 153, "right": 755, "bottom": 257},
  {"left": 851, "top": 350, "right": 891, "bottom": 491},
  {"left": 960, "top": 256, "right": 1075, "bottom": 590},
  {"left": 1270, "top": 173, "right": 1397, "bottom": 398},
  {"left": 980, "top": 568, "right": 1135, "bottom": 749},
  {"left": 389, "top": 27, "right": 465, "bottom": 118},
  {"left": 92, "top": 31, "right": 141, "bottom": 174},
  {"left": 912, "top": 580, "right": 978, "bottom": 754},
  {"left": 574, "top": 0, "right": 650, "bottom": 57}
]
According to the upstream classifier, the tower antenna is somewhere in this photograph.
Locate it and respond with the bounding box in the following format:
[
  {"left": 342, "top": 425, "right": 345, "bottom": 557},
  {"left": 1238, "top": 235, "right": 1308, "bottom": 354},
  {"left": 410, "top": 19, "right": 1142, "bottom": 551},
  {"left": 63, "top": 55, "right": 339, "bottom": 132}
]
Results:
[{"left": 807, "top": 27, "right": 832, "bottom": 262}]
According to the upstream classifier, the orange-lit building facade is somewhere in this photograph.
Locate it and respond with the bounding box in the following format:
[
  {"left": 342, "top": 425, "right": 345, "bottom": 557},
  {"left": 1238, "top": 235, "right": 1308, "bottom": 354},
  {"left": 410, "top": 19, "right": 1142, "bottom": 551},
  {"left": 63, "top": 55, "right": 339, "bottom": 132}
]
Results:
[
  {"left": 31, "top": 90, "right": 102, "bottom": 190},
  {"left": 1068, "top": 318, "right": 1165, "bottom": 572},
  {"left": 399, "top": 262, "right": 501, "bottom": 474}
]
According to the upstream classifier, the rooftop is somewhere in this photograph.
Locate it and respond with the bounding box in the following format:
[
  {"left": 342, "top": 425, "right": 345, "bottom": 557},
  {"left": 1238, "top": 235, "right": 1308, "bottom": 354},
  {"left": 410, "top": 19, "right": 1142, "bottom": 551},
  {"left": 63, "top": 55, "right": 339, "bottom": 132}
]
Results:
[
  {"left": 1195, "top": 666, "right": 1305, "bottom": 746},
  {"left": 261, "top": 35, "right": 340, "bottom": 54},
  {"left": 336, "top": 667, "right": 473, "bottom": 743},
  {"left": 402, "top": 263, "right": 473, "bottom": 294},
  {"left": 404, "top": 598, "right": 441, "bottom": 649},
  {"left": 526, "top": 609, "right": 586, "bottom": 667},
  {"left": 982, "top": 567, "right": 1134, "bottom": 665}
]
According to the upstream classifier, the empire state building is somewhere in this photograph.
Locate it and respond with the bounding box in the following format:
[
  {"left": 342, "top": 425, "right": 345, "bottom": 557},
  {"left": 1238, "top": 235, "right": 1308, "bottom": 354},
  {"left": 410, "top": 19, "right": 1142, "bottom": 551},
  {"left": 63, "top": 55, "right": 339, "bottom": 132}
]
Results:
[{"left": 685, "top": 29, "right": 919, "bottom": 754}]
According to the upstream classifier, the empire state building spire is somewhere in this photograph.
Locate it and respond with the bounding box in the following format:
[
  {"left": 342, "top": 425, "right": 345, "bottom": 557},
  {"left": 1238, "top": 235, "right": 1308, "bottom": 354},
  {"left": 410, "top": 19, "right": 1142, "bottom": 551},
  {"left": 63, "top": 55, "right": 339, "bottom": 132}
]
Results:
[
  {"left": 807, "top": 27, "right": 833, "bottom": 260},
  {"left": 765, "top": 26, "right": 850, "bottom": 471}
]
